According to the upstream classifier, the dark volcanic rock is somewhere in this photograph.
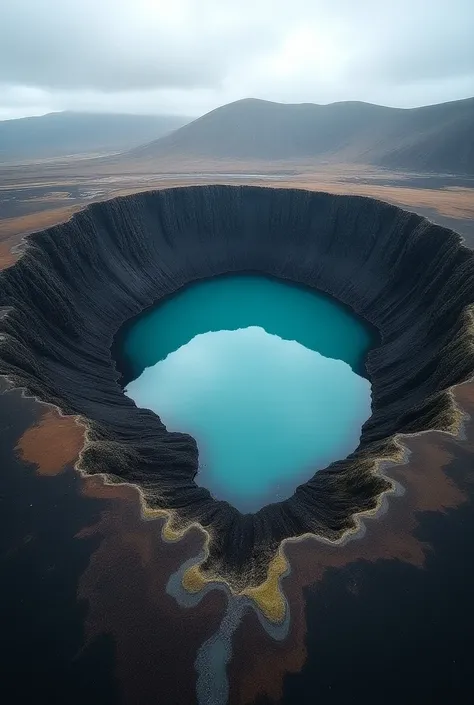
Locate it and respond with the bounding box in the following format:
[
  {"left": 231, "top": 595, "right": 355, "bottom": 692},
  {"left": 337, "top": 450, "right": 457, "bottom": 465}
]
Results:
[{"left": 1, "top": 185, "right": 474, "bottom": 590}]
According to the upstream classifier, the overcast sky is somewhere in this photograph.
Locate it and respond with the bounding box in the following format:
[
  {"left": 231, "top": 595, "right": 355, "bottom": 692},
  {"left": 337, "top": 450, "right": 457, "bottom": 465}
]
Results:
[{"left": 0, "top": 0, "right": 473, "bottom": 120}]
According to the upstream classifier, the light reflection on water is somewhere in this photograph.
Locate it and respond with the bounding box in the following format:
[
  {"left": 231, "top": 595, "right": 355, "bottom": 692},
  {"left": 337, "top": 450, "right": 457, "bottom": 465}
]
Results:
[{"left": 125, "top": 327, "right": 371, "bottom": 512}]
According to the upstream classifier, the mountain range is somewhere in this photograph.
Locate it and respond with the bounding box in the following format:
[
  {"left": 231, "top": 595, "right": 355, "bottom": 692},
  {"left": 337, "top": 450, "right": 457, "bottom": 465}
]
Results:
[
  {"left": 2, "top": 97, "right": 473, "bottom": 174},
  {"left": 0, "top": 112, "right": 191, "bottom": 162},
  {"left": 124, "top": 97, "right": 474, "bottom": 175}
]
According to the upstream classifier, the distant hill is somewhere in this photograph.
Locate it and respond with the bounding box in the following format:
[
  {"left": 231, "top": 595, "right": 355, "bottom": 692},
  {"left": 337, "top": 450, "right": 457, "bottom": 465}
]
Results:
[
  {"left": 0, "top": 112, "right": 192, "bottom": 162},
  {"left": 124, "top": 97, "right": 474, "bottom": 175}
]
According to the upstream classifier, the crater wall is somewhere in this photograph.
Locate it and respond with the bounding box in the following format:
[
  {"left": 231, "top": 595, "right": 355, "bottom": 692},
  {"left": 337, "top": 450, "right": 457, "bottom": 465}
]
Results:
[{"left": 2, "top": 185, "right": 474, "bottom": 590}]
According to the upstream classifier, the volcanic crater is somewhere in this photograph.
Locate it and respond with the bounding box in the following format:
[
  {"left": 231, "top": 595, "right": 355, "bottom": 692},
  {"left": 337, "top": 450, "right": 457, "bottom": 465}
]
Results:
[{"left": 2, "top": 185, "right": 474, "bottom": 596}]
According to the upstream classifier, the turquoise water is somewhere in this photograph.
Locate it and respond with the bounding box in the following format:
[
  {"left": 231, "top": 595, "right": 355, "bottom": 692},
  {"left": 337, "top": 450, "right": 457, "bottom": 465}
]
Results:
[
  {"left": 120, "top": 275, "right": 374, "bottom": 380},
  {"left": 119, "top": 275, "right": 376, "bottom": 512}
]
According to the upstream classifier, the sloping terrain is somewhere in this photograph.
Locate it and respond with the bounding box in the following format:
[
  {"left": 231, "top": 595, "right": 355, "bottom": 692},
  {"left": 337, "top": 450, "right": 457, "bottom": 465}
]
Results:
[
  {"left": 123, "top": 97, "right": 474, "bottom": 174},
  {"left": 0, "top": 111, "right": 191, "bottom": 162}
]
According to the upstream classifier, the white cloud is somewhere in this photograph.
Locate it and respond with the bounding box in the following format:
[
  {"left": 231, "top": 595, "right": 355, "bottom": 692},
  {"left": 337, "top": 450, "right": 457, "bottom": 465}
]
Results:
[{"left": 0, "top": 0, "right": 472, "bottom": 118}]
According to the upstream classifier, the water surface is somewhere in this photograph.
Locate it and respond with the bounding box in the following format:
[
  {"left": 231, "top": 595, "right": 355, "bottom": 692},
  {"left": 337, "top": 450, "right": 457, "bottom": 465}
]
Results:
[
  {"left": 118, "top": 275, "right": 376, "bottom": 511},
  {"left": 119, "top": 274, "right": 375, "bottom": 381}
]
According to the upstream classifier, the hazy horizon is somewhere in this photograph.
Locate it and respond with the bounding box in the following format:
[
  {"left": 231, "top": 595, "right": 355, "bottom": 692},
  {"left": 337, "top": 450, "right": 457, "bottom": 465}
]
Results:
[
  {"left": 1, "top": 0, "right": 473, "bottom": 120},
  {"left": 1, "top": 93, "right": 473, "bottom": 124}
]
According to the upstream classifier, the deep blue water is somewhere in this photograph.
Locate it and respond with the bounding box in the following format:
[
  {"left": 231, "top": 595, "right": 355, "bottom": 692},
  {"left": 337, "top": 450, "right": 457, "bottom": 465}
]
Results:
[{"left": 120, "top": 275, "right": 375, "bottom": 512}]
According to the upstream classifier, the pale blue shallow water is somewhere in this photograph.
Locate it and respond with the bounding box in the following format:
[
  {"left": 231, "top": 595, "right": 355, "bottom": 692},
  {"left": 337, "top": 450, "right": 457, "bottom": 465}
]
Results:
[
  {"left": 118, "top": 274, "right": 375, "bottom": 512},
  {"left": 124, "top": 326, "right": 372, "bottom": 512}
]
